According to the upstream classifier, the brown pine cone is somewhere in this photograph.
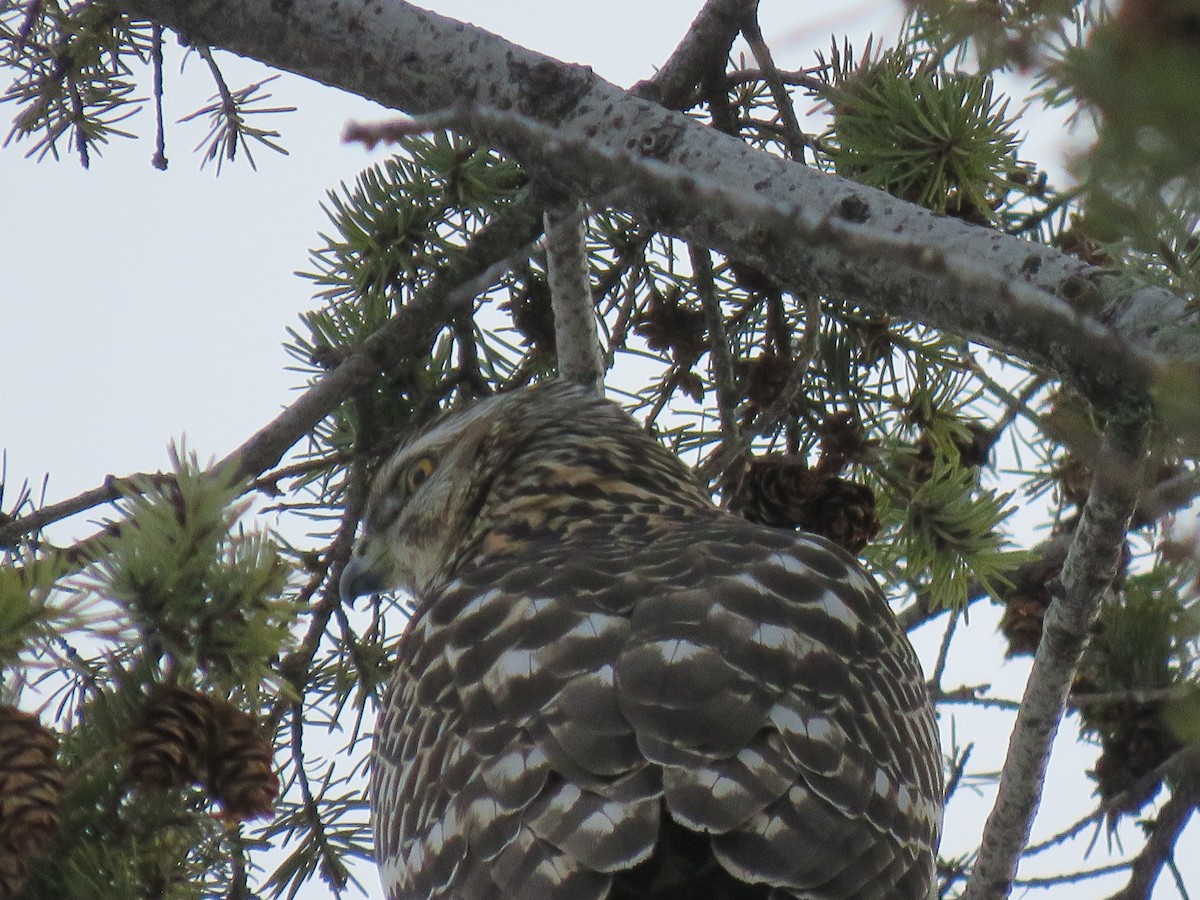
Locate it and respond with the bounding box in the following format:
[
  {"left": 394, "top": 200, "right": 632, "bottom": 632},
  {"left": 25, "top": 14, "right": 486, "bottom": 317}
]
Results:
[
  {"left": 1090, "top": 703, "right": 1182, "bottom": 812},
  {"left": 995, "top": 530, "right": 1075, "bottom": 657},
  {"left": 0, "top": 706, "right": 63, "bottom": 861},
  {"left": 727, "top": 454, "right": 880, "bottom": 554},
  {"left": 501, "top": 276, "right": 556, "bottom": 355},
  {"left": 633, "top": 290, "right": 707, "bottom": 364},
  {"left": 815, "top": 412, "right": 872, "bottom": 474},
  {"left": 206, "top": 703, "right": 278, "bottom": 823},
  {"left": 128, "top": 686, "right": 216, "bottom": 791},
  {"left": 740, "top": 352, "right": 792, "bottom": 414},
  {"left": 998, "top": 590, "right": 1051, "bottom": 657}
]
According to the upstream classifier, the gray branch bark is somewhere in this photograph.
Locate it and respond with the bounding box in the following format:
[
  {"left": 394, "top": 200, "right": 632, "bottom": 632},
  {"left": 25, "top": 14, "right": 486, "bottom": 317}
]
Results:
[
  {"left": 963, "top": 419, "right": 1147, "bottom": 900},
  {"left": 110, "top": 0, "right": 1200, "bottom": 424},
  {"left": 543, "top": 201, "right": 604, "bottom": 393}
]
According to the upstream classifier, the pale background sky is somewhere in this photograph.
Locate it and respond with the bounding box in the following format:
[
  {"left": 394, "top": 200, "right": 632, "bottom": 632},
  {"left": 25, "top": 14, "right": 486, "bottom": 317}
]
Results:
[{"left": 2, "top": 1, "right": 1194, "bottom": 897}]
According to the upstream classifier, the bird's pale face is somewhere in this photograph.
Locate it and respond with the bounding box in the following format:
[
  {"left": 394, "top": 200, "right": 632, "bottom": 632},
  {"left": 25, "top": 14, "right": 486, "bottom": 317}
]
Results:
[{"left": 340, "top": 394, "right": 511, "bottom": 600}]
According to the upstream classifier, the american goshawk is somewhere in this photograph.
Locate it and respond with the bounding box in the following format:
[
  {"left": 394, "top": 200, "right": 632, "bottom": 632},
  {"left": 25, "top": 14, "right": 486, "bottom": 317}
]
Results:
[{"left": 341, "top": 380, "right": 942, "bottom": 900}]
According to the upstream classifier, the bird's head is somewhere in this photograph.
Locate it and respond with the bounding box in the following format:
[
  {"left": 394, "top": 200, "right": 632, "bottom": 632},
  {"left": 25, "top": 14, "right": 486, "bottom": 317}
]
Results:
[
  {"left": 339, "top": 380, "right": 713, "bottom": 603},
  {"left": 339, "top": 389, "right": 518, "bottom": 601}
]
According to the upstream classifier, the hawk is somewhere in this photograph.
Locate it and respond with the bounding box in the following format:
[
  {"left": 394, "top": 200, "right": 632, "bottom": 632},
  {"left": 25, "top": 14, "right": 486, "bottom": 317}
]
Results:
[{"left": 341, "top": 380, "right": 942, "bottom": 900}]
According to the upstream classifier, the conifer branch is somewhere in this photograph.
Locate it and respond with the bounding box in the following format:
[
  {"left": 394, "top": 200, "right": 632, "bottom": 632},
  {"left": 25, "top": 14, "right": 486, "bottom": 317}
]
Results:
[
  {"left": 218, "top": 191, "right": 545, "bottom": 483},
  {"left": 0, "top": 471, "right": 174, "bottom": 549},
  {"left": 107, "top": 0, "right": 1200, "bottom": 427}
]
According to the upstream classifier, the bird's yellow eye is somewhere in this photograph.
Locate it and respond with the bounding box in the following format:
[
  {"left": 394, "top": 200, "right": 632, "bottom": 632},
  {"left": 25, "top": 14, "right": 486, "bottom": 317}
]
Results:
[{"left": 406, "top": 456, "right": 436, "bottom": 492}]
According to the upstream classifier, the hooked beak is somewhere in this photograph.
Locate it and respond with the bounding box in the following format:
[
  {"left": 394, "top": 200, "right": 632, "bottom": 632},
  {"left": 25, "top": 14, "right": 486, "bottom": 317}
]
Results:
[{"left": 339, "top": 542, "right": 390, "bottom": 601}]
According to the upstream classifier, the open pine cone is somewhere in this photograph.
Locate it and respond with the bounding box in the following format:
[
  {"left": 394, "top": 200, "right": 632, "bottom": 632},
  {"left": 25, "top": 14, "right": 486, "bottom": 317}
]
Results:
[{"left": 0, "top": 706, "right": 63, "bottom": 899}]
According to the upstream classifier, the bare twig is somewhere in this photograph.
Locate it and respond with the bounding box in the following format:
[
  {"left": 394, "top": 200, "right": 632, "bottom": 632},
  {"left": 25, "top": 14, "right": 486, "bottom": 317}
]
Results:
[
  {"left": 250, "top": 453, "right": 346, "bottom": 497},
  {"left": 0, "top": 472, "right": 174, "bottom": 549},
  {"left": 690, "top": 244, "right": 739, "bottom": 442},
  {"left": 150, "top": 23, "right": 167, "bottom": 169},
  {"left": 268, "top": 471, "right": 367, "bottom": 760},
  {"left": 725, "top": 65, "right": 827, "bottom": 94},
  {"left": 932, "top": 684, "right": 1022, "bottom": 712},
  {"left": 740, "top": 10, "right": 808, "bottom": 161},
  {"left": 1022, "top": 809, "right": 1105, "bottom": 857},
  {"left": 943, "top": 742, "right": 973, "bottom": 805},
  {"left": 696, "top": 292, "right": 821, "bottom": 484},
  {"left": 287, "top": 699, "right": 350, "bottom": 891},
  {"left": 929, "top": 606, "right": 960, "bottom": 689},
  {"left": 1014, "top": 861, "right": 1131, "bottom": 889}
]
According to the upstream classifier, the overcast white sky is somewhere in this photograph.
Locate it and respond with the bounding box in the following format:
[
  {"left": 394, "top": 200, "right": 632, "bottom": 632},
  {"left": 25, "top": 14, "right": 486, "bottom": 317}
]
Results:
[{"left": 2, "top": 2, "right": 1192, "bottom": 898}]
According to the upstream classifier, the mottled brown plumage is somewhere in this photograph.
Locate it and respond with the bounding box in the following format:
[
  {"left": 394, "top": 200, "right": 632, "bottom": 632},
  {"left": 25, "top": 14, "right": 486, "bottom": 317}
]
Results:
[{"left": 342, "top": 381, "right": 942, "bottom": 900}]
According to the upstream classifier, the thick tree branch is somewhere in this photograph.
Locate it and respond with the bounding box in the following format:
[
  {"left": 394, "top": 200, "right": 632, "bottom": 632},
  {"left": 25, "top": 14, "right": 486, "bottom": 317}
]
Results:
[
  {"left": 108, "top": 0, "right": 1200, "bottom": 425},
  {"left": 543, "top": 201, "right": 603, "bottom": 392},
  {"left": 963, "top": 418, "right": 1148, "bottom": 900}
]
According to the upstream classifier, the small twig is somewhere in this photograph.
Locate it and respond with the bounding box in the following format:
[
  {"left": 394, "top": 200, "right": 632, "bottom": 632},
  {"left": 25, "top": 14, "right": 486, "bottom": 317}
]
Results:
[
  {"left": 725, "top": 65, "right": 828, "bottom": 94},
  {"left": 929, "top": 606, "right": 960, "bottom": 690},
  {"left": 270, "top": 463, "right": 368, "bottom": 734},
  {"left": 697, "top": 293, "right": 821, "bottom": 484},
  {"left": 1023, "top": 809, "right": 1106, "bottom": 857},
  {"left": 943, "top": 743, "right": 973, "bottom": 805},
  {"left": 690, "top": 244, "right": 739, "bottom": 442},
  {"left": 226, "top": 826, "right": 250, "bottom": 900},
  {"left": 1068, "top": 685, "right": 1195, "bottom": 710},
  {"left": 740, "top": 11, "right": 807, "bottom": 162},
  {"left": 1014, "top": 860, "right": 1131, "bottom": 889},
  {"left": 0, "top": 471, "right": 173, "bottom": 548},
  {"left": 932, "top": 684, "right": 1022, "bottom": 712},
  {"left": 972, "top": 368, "right": 1049, "bottom": 443},
  {"left": 66, "top": 72, "right": 89, "bottom": 168},
  {"left": 251, "top": 453, "right": 346, "bottom": 497},
  {"left": 151, "top": 23, "right": 167, "bottom": 169},
  {"left": 287, "top": 699, "right": 350, "bottom": 892}
]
